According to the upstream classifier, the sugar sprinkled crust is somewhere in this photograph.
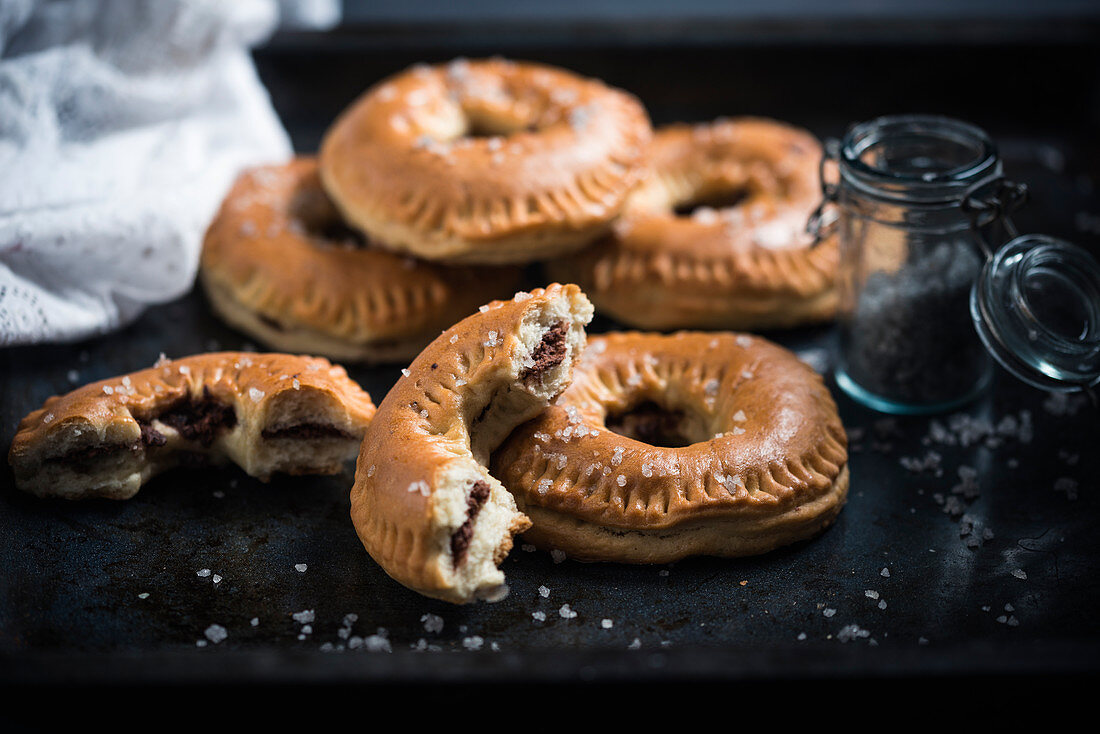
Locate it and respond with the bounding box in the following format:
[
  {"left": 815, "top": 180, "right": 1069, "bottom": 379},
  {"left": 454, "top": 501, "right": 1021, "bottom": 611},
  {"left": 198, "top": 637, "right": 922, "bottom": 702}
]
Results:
[
  {"left": 201, "top": 157, "right": 522, "bottom": 362},
  {"left": 8, "top": 352, "right": 376, "bottom": 500},
  {"left": 320, "top": 58, "right": 652, "bottom": 264},
  {"left": 350, "top": 283, "right": 594, "bottom": 603},
  {"left": 491, "top": 332, "right": 849, "bottom": 562},
  {"left": 548, "top": 118, "right": 840, "bottom": 329}
]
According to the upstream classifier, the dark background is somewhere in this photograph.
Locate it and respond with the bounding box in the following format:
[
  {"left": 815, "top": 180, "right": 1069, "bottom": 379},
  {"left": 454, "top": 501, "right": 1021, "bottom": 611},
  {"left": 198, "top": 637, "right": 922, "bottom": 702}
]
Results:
[{"left": 2, "top": 0, "right": 1100, "bottom": 712}]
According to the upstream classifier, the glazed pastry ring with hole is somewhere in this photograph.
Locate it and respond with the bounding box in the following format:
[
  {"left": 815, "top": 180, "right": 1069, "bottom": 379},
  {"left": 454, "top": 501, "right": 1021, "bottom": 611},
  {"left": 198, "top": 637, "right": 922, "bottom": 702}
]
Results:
[
  {"left": 548, "top": 118, "right": 840, "bottom": 330},
  {"left": 201, "top": 157, "right": 522, "bottom": 363},
  {"left": 320, "top": 58, "right": 652, "bottom": 264},
  {"left": 491, "top": 331, "right": 849, "bottom": 562}
]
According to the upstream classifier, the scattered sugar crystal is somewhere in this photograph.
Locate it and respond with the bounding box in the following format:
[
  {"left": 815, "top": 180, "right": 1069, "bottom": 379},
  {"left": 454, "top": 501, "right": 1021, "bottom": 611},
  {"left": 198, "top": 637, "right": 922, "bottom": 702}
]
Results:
[
  {"left": 797, "top": 632, "right": 807, "bottom": 641},
  {"left": 616, "top": 474, "right": 627, "bottom": 487},
  {"left": 292, "top": 378, "right": 300, "bottom": 390},
  {"left": 197, "top": 569, "right": 211, "bottom": 577},
  {"left": 483, "top": 330, "right": 502, "bottom": 347},
  {"left": 42, "top": 413, "right": 53, "bottom": 424},
  {"left": 408, "top": 480, "right": 431, "bottom": 496},
  {"left": 732, "top": 410, "right": 746, "bottom": 422},
  {"left": 248, "top": 387, "right": 264, "bottom": 403},
  {"left": 538, "top": 585, "right": 550, "bottom": 598},
  {"left": 601, "top": 619, "right": 613, "bottom": 629},
  {"left": 732, "top": 427, "right": 746, "bottom": 435},
  {"left": 641, "top": 463, "right": 653, "bottom": 478},
  {"left": 704, "top": 379, "right": 720, "bottom": 396},
  {"left": 551, "top": 549, "right": 567, "bottom": 564},
  {"left": 479, "top": 305, "right": 490, "bottom": 313},
  {"left": 881, "top": 567, "right": 891, "bottom": 578},
  {"left": 865, "top": 590, "right": 879, "bottom": 599},
  {"left": 102, "top": 385, "right": 113, "bottom": 395},
  {"left": 295, "top": 564, "right": 307, "bottom": 573},
  {"left": 450, "top": 334, "right": 458, "bottom": 343},
  {"left": 837, "top": 624, "right": 870, "bottom": 643},
  {"left": 537, "top": 478, "right": 553, "bottom": 495},
  {"left": 878, "top": 600, "right": 887, "bottom": 610},
  {"left": 196, "top": 640, "right": 207, "bottom": 648},
  {"left": 736, "top": 336, "right": 752, "bottom": 347},
  {"left": 628, "top": 638, "right": 641, "bottom": 650},
  {"left": 514, "top": 291, "right": 531, "bottom": 301},
  {"left": 292, "top": 610, "right": 315, "bottom": 624},
  {"left": 367, "top": 465, "right": 376, "bottom": 477},
  {"left": 559, "top": 604, "right": 577, "bottom": 619},
  {"left": 1054, "top": 477, "right": 1079, "bottom": 500},
  {"left": 462, "top": 636, "right": 484, "bottom": 651},
  {"left": 212, "top": 575, "right": 222, "bottom": 584},
  {"left": 138, "top": 592, "right": 149, "bottom": 599},
  {"left": 1012, "top": 569, "right": 1028, "bottom": 580},
  {"left": 532, "top": 611, "right": 546, "bottom": 622},
  {"left": 401, "top": 368, "right": 411, "bottom": 377},
  {"left": 364, "top": 633, "right": 392, "bottom": 652},
  {"left": 741, "top": 370, "right": 754, "bottom": 379},
  {"left": 420, "top": 614, "right": 443, "bottom": 633},
  {"left": 611, "top": 447, "right": 624, "bottom": 467},
  {"left": 204, "top": 625, "right": 228, "bottom": 644},
  {"left": 250, "top": 618, "right": 259, "bottom": 627},
  {"left": 823, "top": 608, "right": 837, "bottom": 618}
]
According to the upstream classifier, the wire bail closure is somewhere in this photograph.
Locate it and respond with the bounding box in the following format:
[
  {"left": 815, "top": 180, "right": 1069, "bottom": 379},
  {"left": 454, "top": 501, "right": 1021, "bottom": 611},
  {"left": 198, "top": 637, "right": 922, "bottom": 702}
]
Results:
[
  {"left": 806, "top": 137, "right": 840, "bottom": 247},
  {"left": 961, "top": 178, "right": 1029, "bottom": 259}
]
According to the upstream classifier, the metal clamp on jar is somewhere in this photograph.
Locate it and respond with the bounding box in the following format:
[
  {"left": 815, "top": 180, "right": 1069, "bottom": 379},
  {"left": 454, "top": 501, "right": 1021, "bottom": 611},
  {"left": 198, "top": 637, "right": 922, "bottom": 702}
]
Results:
[{"left": 808, "top": 114, "right": 1100, "bottom": 414}]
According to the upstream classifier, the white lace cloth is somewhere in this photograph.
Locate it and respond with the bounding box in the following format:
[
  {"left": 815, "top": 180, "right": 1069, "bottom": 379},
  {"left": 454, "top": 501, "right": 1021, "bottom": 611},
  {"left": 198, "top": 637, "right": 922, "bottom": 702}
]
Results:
[{"left": 0, "top": 0, "right": 302, "bottom": 346}]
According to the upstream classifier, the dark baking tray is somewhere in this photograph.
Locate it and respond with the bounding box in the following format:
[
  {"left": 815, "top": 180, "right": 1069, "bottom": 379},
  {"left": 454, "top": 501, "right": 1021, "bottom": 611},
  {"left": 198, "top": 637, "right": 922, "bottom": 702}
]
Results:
[{"left": 2, "top": 32, "right": 1099, "bottom": 687}]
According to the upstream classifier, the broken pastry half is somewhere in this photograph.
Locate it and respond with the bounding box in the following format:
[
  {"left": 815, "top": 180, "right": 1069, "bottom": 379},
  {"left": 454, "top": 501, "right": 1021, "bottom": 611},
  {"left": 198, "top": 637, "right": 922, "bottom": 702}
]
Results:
[
  {"left": 350, "top": 283, "right": 594, "bottom": 604},
  {"left": 8, "top": 352, "right": 376, "bottom": 500}
]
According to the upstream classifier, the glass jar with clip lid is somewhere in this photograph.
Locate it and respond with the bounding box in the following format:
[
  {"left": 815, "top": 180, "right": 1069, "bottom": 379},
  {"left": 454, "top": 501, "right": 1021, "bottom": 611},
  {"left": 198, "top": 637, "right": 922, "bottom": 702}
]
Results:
[{"left": 807, "top": 114, "right": 1100, "bottom": 414}]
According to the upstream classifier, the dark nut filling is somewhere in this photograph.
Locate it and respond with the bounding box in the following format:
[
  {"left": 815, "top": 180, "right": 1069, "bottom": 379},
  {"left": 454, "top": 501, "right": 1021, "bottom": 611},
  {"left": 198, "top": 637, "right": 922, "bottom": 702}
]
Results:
[
  {"left": 47, "top": 441, "right": 139, "bottom": 471},
  {"left": 260, "top": 423, "right": 354, "bottom": 441},
  {"left": 152, "top": 387, "right": 237, "bottom": 447},
  {"left": 522, "top": 321, "right": 568, "bottom": 383},
  {"left": 450, "top": 480, "right": 492, "bottom": 568}
]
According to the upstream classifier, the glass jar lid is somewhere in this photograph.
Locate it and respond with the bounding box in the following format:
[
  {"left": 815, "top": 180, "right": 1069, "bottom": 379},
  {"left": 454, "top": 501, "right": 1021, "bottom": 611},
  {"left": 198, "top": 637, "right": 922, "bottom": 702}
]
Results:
[{"left": 972, "top": 234, "right": 1100, "bottom": 395}]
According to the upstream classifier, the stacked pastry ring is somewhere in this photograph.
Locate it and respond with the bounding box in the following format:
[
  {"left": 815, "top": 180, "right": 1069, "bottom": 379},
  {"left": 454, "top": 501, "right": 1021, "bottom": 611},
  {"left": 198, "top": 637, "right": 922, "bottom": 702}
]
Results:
[
  {"left": 549, "top": 118, "right": 839, "bottom": 330},
  {"left": 320, "top": 57, "right": 653, "bottom": 264},
  {"left": 492, "top": 331, "right": 849, "bottom": 563},
  {"left": 201, "top": 157, "right": 522, "bottom": 362}
]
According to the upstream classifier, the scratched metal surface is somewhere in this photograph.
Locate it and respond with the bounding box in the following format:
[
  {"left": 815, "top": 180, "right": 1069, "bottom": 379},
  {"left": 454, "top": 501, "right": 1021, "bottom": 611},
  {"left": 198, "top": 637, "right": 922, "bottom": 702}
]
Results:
[{"left": 1, "top": 40, "right": 1099, "bottom": 684}]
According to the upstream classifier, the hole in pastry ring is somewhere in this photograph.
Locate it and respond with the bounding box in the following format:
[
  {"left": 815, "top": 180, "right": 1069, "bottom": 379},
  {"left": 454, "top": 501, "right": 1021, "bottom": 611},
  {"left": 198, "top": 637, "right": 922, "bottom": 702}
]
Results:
[
  {"left": 201, "top": 157, "right": 523, "bottom": 363},
  {"left": 8, "top": 353, "right": 377, "bottom": 500},
  {"left": 319, "top": 58, "right": 652, "bottom": 264},
  {"left": 547, "top": 118, "right": 840, "bottom": 329},
  {"left": 350, "top": 284, "right": 594, "bottom": 604},
  {"left": 491, "top": 332, "right": 849, "bottom": 563}
]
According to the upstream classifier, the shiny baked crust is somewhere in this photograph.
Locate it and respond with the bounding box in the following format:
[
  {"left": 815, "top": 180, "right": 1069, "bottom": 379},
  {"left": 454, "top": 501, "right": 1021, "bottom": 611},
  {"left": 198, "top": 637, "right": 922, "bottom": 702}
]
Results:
[
  {"left": 200, "top": 157, "right": 522, "bottom": 362},
  {"left": 8, "top": 352, "right": 376, "bottom": 500},
  {"left": 320, "top": 58, "right": 652, "bottom": 264},
  {"left": 350, "top": 284, "right": 594, "bottom": 603},
  {"left": 491, "top": 332, "right": 848, "bottom": 562},
  {"left": 547, "top": 118, "right": 839, "bottom": 329}
]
